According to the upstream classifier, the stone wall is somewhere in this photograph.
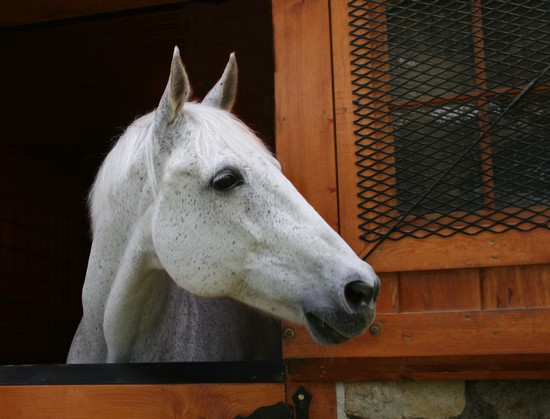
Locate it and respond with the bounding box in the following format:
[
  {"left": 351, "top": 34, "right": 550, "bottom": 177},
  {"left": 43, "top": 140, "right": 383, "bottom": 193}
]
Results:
[{"left": 340, "top": 381, "right": 550, "bottom": 419}]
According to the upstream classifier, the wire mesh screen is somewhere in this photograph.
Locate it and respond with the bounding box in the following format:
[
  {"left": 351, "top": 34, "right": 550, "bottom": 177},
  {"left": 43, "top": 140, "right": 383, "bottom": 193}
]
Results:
[{"left": 348, "top": 0, "right": 550, "bottom": 246}]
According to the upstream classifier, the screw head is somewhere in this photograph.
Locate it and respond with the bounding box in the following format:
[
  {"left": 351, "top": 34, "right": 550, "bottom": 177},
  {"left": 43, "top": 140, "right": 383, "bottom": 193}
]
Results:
[
  {"left": 283, "top": 328, "right": 295, "bottom": 338},
  {"left": 369, "top": 324, "right": 382, "bottom": 335}
]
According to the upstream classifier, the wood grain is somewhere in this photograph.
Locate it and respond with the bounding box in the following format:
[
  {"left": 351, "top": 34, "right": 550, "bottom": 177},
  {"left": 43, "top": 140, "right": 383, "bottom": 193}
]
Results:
[
  {"left": 286, "top": 354, "right": 550, "bottom": 382},
  {"left": 283, "top": 308, "right": 550, "bottom": 359},
  {"left": 330, "top": 0, "right": 362, "bottom": 249},
  {"left": 0, "top": 383, "right": 285, "bottom": 419},
  {"left": 399, "top": 268, "right": 481, "bottom": 312},
  {"left": 482, "top": 264, "right": 550, "bottom": 309},
  {"left": 272, "top": 0, "right": 339, "bottom": 230},
  {"left": 274, "top": 0, "right": 550, "bottom": 383},
  {"left": 376, "top": 272, "right": 400, "bottom": 313},
  {"left": 363, "top": 229, "right": 550, "bottom": 272}
]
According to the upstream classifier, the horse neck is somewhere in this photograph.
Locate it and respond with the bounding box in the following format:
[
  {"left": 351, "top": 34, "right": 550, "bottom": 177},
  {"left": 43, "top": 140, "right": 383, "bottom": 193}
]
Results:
[
  {"left": 83, "top": 160, "right": 168, "bottom": 361},
  {"left": 83, "top": 164, "right": 151, "bottom": 311},
  {"left": 84, "top": 202, "right": 169, "bottom": 362}
]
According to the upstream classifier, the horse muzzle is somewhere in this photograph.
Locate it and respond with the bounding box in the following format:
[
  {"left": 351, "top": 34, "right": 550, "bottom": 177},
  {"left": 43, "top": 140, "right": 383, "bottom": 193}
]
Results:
[{"left": 303, "top": 276, "right": 380, "bottom": 345}]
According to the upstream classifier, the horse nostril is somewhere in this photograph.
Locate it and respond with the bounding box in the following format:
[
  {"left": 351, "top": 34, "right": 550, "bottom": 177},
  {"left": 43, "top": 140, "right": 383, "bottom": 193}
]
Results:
[{"left": 344, "top": 280, "right": 376, "bottom": 312}]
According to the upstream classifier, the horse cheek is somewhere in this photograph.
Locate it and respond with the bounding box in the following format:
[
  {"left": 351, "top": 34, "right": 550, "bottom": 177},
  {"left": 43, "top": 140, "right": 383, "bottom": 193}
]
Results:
[
  {"left": 151, "top": 197, "right": 194, "bottom": 286},
  {"left": 151, "top": 194, "right": 238, "bottom": 297}
]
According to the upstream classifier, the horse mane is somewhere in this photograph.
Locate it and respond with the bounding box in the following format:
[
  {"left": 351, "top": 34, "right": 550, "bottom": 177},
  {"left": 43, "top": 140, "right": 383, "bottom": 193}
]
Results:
[{"left": 88, "top": 103, "right": 272, "bottom": 232}]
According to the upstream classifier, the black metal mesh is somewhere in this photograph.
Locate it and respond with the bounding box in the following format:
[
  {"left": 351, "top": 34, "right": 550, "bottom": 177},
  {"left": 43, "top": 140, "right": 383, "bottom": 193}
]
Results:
[{"left": 348, "top": 0, "right": 550, "bottom": 246}]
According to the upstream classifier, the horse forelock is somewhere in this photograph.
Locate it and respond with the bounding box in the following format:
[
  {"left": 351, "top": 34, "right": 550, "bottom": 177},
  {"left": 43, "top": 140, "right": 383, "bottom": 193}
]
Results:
[
  {"left": 184, "top": 103, "right": 272, "bottom": 165},
  {"left": 89, "top": 103, "right": 272, "bottom": 232}
]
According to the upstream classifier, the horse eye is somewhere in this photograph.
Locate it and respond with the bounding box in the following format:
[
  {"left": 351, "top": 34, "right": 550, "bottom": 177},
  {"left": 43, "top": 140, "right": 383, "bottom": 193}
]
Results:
[{"left": 211, "top": 169, "right": 244, "bottom": 191}]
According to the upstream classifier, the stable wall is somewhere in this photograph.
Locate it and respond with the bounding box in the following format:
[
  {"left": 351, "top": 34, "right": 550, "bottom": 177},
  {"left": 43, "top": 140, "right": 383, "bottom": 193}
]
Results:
[
  {"left": 274, "top": 2, "right": 549, "bottom": 380},
  {"left": 273, "top": 1, "right": 549, "bottom": 418}
]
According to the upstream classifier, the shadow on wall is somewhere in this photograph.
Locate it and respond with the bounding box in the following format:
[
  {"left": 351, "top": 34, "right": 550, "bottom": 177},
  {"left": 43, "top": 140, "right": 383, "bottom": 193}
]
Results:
[{"left": 456, "top": 381, "right": 550, "bottom": 419}]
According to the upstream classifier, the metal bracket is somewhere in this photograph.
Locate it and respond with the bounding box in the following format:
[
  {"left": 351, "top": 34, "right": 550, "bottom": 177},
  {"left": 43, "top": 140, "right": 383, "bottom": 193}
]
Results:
[{"left": 292, "top": 386, "right": 312, "bottom": 419}]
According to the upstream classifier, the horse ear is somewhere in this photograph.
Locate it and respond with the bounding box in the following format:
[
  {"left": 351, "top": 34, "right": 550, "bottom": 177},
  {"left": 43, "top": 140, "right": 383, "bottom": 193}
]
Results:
[
  {"left": 203, "top": 53, "right": 238, "bottom": 111},
  {"left": 156, "top": 46, "right": 190, "bottom": 125}
]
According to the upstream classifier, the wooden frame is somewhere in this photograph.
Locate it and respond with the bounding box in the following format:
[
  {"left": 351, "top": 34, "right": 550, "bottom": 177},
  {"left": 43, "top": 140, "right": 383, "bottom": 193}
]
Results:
[
  {"left": 273, "top": 0, "right": 550, "bottom": 381},
  {"left": 283, "top": 308, "right": 550, "bottom": 381},
  {"left": 332, "top": 0, "right": 550, "bottom": 272},
  {"left": 272, "top": 0, "right": 339, "bottom": 231},
  {"left": 0, "top": 384, "right": 286, "bottom": 418},
  {"left": 0, "top": 362, "right": 287, "bottom": 418}
]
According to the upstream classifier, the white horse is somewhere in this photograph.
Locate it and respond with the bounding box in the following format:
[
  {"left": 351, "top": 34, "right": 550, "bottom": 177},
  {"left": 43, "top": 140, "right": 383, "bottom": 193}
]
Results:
[{"left": 67, "top": 48, "right": 380, "bottom": 363}]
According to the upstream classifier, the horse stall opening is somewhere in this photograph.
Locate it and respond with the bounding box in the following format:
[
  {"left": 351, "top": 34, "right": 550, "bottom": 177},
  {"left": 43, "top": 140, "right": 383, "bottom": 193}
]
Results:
[{"left": 0, "top": 0, "right": 276, "bottom": 365}]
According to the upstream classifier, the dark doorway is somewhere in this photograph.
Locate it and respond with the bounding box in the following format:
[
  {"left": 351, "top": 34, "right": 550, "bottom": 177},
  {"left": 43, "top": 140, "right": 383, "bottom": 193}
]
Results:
[{"left": 0, "top": 0, "right": 275, "bottom": 364}]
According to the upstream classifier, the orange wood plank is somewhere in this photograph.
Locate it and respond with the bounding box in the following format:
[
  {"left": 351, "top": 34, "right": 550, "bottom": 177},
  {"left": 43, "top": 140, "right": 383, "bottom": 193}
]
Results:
[
  {"left": 283, "top": 308, "right": 550, "bottom": 360},
  {"left": 286, "top": 354, "right": 550, "bottom": 382},
  {"left": 0, "top": 383, "right": 286, "bottom": 419},
  {"left": 363, "top": 229, "right": 550, "bottom": 272},
  {"left": 482, "top": 264, "right": 550, "bottom": 309},
  {"left": 399, "top": 269, "right": 481, "bottom": 312},
  {"left": 376, "top": 272, "right": 400, "bottom": 313},
  {"left": 272, "top": 0, "right": 339, "bottom": 230},
  {"left": 330, "top": 0, "right": 363, "bottom": 248}
]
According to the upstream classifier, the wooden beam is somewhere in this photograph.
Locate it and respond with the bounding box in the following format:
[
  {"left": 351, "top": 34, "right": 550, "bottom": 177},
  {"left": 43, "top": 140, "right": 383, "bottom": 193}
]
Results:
[
  {"left": 363, "top": 229, "right": 550, "bottom": 272},
  {"left": 286, "top": 354, "right": 550, "bottom": 382},
  {"left": 284, "top": 308, "right": 550, "bottom": 358},
  {"left": 283, "top": 308, "right": 550, "bottom": 380},
  {"left": 0, "top": 383, "right": 286, "bottom": 418}
]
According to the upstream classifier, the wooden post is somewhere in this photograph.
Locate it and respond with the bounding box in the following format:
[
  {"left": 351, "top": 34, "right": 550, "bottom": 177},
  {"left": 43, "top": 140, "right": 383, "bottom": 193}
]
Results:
[{"left": 272, "top": 0, "right": 339, "bottom": 231}]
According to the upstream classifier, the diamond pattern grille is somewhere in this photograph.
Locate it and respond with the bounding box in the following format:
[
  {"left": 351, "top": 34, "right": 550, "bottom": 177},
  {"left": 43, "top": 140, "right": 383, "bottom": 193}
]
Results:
[{"left": 348, "top": 0, "right": 550, "bottom": 247}]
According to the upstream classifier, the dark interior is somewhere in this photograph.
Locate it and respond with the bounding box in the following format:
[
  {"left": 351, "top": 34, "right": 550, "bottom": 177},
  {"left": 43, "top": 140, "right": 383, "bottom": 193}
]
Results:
[{"left": 0, "top": 0, "right": 275, "bottom": 364}]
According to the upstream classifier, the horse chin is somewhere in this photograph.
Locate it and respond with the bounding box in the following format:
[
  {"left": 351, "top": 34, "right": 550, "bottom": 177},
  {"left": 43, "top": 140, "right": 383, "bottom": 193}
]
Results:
[
  {"left": 304, "top": 309, "right": 375, "bottom": 345},
  {"left": 305, "top": 312, "right": 351, "bottom": 345}
]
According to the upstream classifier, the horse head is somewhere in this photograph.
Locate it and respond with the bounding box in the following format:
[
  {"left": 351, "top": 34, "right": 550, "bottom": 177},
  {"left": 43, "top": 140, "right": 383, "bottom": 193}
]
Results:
[{"left": 149, "top": 47, "right": 380, "bottom": 345}]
